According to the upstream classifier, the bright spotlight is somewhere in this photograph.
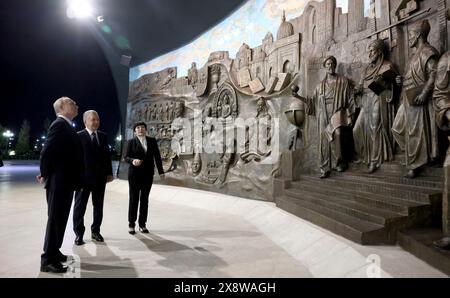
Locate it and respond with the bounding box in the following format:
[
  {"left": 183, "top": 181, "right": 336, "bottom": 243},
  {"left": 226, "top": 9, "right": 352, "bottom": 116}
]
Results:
[{"left": 66, "top": 0, "right": 93, "bottom": 19}]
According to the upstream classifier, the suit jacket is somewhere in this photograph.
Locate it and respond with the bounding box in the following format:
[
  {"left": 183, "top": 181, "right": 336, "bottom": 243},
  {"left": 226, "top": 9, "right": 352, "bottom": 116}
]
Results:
[
  {"left": 40, "top": 117, "right": 84, "bottom": 190},
  {"left": 125, "top": 136, "right": 164, "bottom": 184},
  {"left": 78, "top": 129, "right": 113, "bottom": 187}
]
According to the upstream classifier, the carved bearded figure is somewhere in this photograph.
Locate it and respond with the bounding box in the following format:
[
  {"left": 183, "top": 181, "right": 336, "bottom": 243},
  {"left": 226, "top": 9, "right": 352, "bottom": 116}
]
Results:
[
  {"left": 433, "top": 51, "right": 450, "bottom": 250},
  {"left": 353, "top": 39, "right": 398, "bottom": 173},
  {"left": 391, "top": 19, "right": 439, "bottom": 178},
  {"left": 188, "top": 62, "right": 198, "bottom": 87}
]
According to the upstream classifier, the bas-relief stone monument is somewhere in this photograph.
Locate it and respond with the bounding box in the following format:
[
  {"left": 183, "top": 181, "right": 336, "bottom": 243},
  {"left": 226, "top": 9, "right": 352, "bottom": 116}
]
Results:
[
  {"left": 123, "top": 10, "right": 303, "bottom": 201},
  {"left": 123, "top": 0, "right": 450, "bottom": 250}
]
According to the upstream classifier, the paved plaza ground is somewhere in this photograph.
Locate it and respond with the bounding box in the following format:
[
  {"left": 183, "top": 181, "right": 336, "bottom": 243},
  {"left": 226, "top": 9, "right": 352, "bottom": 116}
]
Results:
[{"left": 0, "top": 161, "right": 447, "bottom": 277}]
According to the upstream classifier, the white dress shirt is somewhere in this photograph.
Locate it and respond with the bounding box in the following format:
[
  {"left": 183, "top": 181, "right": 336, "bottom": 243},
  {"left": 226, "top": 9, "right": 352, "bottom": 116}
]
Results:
[{"left": 137, "top": 136, "right": 147, "bottom": 152}]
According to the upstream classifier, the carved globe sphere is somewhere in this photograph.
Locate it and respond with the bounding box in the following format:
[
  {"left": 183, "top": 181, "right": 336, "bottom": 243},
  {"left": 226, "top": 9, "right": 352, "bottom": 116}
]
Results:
[{"left": 284, "top": 100, "right": 305, "bottom": 128}]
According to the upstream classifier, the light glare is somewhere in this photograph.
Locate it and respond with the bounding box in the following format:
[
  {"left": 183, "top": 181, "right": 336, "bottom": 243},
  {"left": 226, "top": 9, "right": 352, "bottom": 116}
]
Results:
[{"left": 67, "top": 0, "right": 93, "bottom": 19}]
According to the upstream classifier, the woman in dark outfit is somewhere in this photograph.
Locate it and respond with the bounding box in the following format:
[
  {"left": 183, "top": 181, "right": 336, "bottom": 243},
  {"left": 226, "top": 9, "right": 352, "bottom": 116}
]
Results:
[{"left": 125, "top": 122, "right": 164, "bottom": 234}]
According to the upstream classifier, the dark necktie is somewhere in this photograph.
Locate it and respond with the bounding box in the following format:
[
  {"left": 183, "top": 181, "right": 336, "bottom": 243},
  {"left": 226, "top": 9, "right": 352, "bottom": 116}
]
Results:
[{"left": 91, "top": 132, "right": 98, "bottom": 146}]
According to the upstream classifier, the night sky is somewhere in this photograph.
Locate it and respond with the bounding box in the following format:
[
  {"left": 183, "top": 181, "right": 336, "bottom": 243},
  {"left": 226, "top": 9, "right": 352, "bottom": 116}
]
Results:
[{"left": 0, "top": 1, "right": 120, "bottom": 145}]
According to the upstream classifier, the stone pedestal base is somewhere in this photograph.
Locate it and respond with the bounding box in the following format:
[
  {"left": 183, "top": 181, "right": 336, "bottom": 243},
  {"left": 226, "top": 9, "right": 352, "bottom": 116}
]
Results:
[{"left": 280, "top": 149, "right": 303, "bottom": 181}]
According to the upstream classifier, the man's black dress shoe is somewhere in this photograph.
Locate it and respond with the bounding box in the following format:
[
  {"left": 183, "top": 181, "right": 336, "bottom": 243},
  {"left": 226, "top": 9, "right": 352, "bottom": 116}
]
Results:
[
  {"left": 57, "top": 251, "right": 68, "bottom": 262},
  {"left": 91, "top": 232, "right": 104, "bottom": 242},
  {"left": 75, "top": 236, "right": 85, "bottom": 246},
  {"left": 40, "top": 262, "right": 68, "bottom": 273},
  {"left": 139, "top": 226, "right": 149, "bottom": 233},
  {"left": 57, "top": 253, "right": 74, "bottom": 264}
]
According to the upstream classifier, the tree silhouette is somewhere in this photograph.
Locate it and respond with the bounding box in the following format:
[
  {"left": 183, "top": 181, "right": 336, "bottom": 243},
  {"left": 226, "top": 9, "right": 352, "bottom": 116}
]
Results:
[
  {"left": 0, "top": 124, "right": 7, "bottom": 152},
  {"left": 42, "top": 118, "right": 51, "bottom": 135},
  {"left": 15, "top": 119, "right": 31, "bottom": 157}
]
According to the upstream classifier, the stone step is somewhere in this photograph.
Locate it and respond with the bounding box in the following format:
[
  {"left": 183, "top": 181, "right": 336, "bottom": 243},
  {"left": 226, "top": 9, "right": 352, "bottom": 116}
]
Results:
[
  {"left": 284, "top": 188, "right": 407, "bottom": 225},
  {"left": 293, "top": 180, "right": 432, "bottom": 217},
  {"left": 276, "top": 195, "right": 389, "bottom": 245},
  {"left": 291, "top": 179, "right": 430, "bottom": 206},
  {"left": 295, "top": 175, "right": 440, "bottom": 204},
  {"left": 300, "top": 173, "right": 440, "bottom": 193},
  {"left": 291, "top": 180, "right": 429, "bottom": 212},
  {"left": 348, "top": 162, "right": 444, "bottom": 178},
  {"left": 398, "top": 228, "right": 450, "bottom": 276},
  {"left": 335, "top": 170, "right": 443, "bottom": 189}
]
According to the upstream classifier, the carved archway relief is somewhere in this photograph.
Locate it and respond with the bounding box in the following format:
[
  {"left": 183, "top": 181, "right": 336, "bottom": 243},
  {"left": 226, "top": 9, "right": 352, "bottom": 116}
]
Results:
[{"left": 212, "top": 82, "right": 238, "bottom": 119}]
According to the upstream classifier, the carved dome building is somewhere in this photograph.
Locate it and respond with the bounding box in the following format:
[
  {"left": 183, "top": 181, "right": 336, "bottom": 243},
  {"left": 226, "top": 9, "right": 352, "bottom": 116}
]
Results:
[{"left": 276, "top": 11, "right": 294, "bottom": 40}]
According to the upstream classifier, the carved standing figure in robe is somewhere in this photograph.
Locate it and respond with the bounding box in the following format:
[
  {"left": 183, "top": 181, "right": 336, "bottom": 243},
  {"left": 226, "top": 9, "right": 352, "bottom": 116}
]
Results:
[
  {"left": 292, "top": 56, "right": 355, "bottom": 178},
  {"left": 353, "top": 39, "right": 398, "bottom": 173},
  {"left": 391, "top": 19, "right": 439, "bottom": 178},
  {"left": 433, "top": 51, "right": 450, "bottom": 250}
]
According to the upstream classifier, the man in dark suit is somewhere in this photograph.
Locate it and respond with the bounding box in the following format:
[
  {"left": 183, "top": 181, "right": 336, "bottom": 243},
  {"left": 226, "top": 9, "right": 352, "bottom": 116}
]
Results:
[
  {"left": 37, "top": 96, "right": 84, "bottom": 273},
  {"left": 125, "top": 122, "right": 164, "bottom": 234},
  {"left": 73, "top": 110, "right": 113, "bottom": 245}
]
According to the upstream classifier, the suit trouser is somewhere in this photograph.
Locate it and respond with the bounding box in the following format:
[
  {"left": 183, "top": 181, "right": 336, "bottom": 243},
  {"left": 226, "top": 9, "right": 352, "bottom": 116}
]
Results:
[
  {"left": 128, "top": 179, "right": 153, "bottom": 228},
  {"left": 73, "top": 182, "right": 106, "bottom": 236},
  {"left": 41, "top": 186, "right": 74, "bottom": 265}
]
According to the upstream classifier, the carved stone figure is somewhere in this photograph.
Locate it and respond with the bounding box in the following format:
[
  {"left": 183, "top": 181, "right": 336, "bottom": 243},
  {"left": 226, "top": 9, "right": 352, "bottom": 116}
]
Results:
[
  {"left": 212, "top": 83, "right": 238, "bottom": 119},
  {"left": 353, "top": 39, "right": 398, "bottom": 173},
  {"left": 192, "top": 153, "right": 202, "bottom": 175},
  {"left": 168, "top": 103, "right": 186, "bottom": 156},
  {"left": 159, "top": 139, "right": 177, "bottom": 172},
  {"left": 188, "top": 62, "right": 198, "bottom": 87},
  {"left": 241, "top": 97, "right": 273, "bottom": 162},
  {"left": 136, "top": 108, "right": 143, "bottom": 122},
  {"left": 143, "top": 103, "right": 149, "bottom": 122},
  {"left": 161, "top": 68, "right": 176, "bottom": 89},
  {"left": 218, "top": 152, "right": 233, "bottom": 183},
  {"left": 293, "top": 56, "right": 355, "bottom": 178},
  {"left": 433, "top": 51, "right": 450, "bottom": 250},
  {"left": 220, "top": 94, "right": 232, "bottom": 118},
  {"left": 165, "top": 103, "right": 170, "bottom": 121},
  {"left": 174, "top": 102, "right": 184, "bottom": 118},
  {"left": 168, "top": 102, "right": 174, "bottom": 121},
  {"left": 151, "top": 104, "right": 157, "bottom": 121},
  {"left": 210, "top": 65, "right": 221, "bottom": 93},
  {"left": 391, "top": 19, "right": 439, "bottom": 178},
  {"left": 157, "top": 104, "right": 163, "bottom": 121}
]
